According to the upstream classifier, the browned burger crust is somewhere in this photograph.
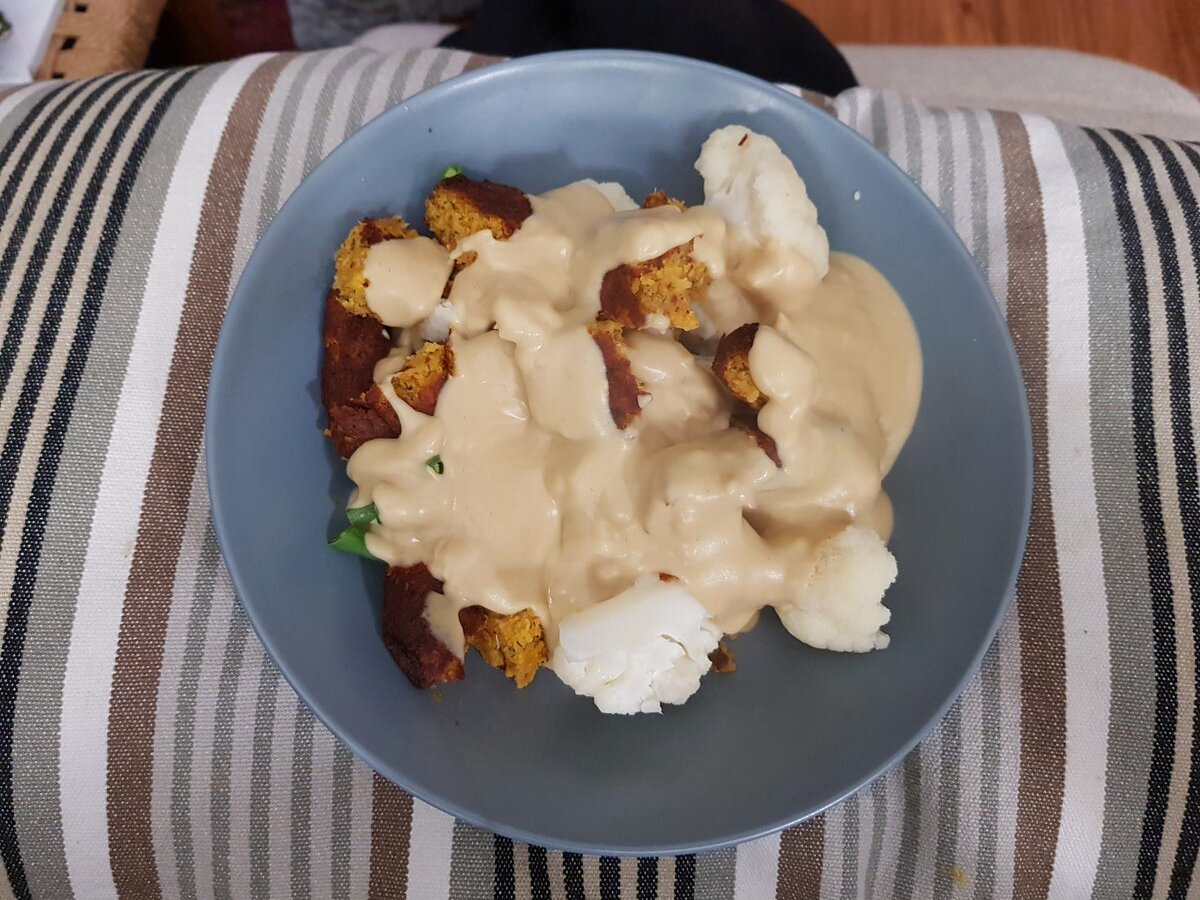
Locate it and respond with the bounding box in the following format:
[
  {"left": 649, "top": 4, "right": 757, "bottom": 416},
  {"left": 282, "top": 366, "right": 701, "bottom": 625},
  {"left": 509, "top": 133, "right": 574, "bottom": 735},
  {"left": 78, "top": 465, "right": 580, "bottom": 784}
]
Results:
[
  {"left": 382, "top": 563, "right": 465, "bottom": 689},
  {"left": 709, "top": 641, "right": 736, "bottom": 673},
  {"left": 712, "top": 323, "right": 765, "bottom": 410},
  {"left": 642, "top": 190, "right": 687, "bottom": 211},
  {"left": 425, "top": 174, "right": 533, "bottom": 252},
  {"left": 458, "top": 606, "right": 548, "bottom": 688},
  {"left": 322, "top": 291, "right": 391, "bottom": 411},
  {"left": 599, "top": 242, "right": 708, "bottom": 331},
  {"left": 381, "top": 564, "right": 550, "bottom": 689},
  {"left": 333, "top": 217, "right": 418, "bottom": 317},
  {"left": 587, "top": 320, "right": 643, "bottom": 429},
  {"left": 732, "top": 413, "right": 782, "bottom": 467},
  {"left": 712, "top": 324, "right": 781, "bottom": 466},
  {"left": 392, "top": 341, "right": 454, "bottom": 415},
  {"left": 325, "top": 341, "right": 455, "bottom": 458},
  {"left": 326, "top": 385, "right": 402, "bottom": 459}
]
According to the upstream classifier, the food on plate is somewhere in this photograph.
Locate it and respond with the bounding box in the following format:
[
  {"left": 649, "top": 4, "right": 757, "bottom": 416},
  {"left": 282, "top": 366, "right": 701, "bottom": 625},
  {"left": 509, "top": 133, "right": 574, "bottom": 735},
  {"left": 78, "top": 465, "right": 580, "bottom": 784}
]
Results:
[
  {"left": 319, "top": 126, "right": 922, "bottom": 714},
  {"left": 425, "top": 173, "right": 533, "bottom": 255}
]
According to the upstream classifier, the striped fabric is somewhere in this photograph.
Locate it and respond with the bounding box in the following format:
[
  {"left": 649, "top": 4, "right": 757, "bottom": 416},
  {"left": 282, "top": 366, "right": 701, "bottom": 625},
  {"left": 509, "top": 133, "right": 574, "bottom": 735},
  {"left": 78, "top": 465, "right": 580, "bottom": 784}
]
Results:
[{"left": 0, "top": 46, "right": 1195, "bottom": 899}]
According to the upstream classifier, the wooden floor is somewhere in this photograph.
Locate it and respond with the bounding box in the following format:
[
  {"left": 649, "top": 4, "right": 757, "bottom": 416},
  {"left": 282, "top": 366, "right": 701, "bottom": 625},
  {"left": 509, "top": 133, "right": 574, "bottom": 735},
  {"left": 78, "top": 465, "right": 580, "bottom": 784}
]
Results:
[{"left": 791, "top": 0, "right": 1200, "bottom": 89}]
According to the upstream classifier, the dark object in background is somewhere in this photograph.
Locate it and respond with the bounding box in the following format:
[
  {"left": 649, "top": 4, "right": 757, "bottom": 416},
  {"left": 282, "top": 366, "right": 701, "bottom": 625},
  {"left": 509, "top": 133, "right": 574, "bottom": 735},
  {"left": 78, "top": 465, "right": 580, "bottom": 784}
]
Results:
[{"left": 440, "top": 0, "right": 857, "bottom": 94}]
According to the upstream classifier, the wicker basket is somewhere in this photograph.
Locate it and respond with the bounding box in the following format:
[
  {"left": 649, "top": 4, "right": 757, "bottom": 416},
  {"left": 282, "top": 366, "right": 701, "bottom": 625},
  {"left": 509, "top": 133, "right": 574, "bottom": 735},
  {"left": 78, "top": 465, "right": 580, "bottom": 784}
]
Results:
[{"left": 37, "top": 0, "right": 166, "bottom": 80}]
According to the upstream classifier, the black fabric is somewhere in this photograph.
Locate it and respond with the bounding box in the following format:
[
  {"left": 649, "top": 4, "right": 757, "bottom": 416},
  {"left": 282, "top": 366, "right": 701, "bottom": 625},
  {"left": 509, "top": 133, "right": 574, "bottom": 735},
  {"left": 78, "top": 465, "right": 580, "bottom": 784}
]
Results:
[{"left": 440, "top": 0, "right": 857, "bottom": 94}]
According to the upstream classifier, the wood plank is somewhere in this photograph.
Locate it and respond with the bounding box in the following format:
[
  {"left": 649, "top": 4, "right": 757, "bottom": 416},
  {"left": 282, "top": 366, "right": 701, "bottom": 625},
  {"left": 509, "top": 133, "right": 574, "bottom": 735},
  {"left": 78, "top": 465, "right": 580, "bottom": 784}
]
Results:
[{"left": 791, "top": 0, "right": 1200, "bottom": 89}]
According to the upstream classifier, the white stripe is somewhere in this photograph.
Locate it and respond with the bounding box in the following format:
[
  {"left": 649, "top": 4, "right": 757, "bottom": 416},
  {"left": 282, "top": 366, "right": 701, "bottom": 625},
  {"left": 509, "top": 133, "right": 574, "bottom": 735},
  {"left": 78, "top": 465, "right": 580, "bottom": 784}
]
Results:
[
  {"left": 276, "top": 49, "right": 356, "bottom": 204},
  {"left": 913, "top": 740, "right": 941, "bottom": 899},
  {"left": 855, "top": 91, "right": 875, "bottom": 144},
  {"left": 320, "top": 53, "right": 377, "bottom": 158},
  {"left": 0, "top": 80, "right": 57, "bottom": 126},
  {"left": 401, "top": 50, "right": 440, "bottom": 101},
  {"left": 881, "top": 92, "right": 910, "bottom": 173},
  {"left": 993, "top": 611, "right": 1023, "bottom": 900},
  {"left": 876, "top": 761, "right": 905, "bottom": 897},
  {"left": 856, "top": 794, "right": 872, "bottom": 898},
  {"left": 733, "top": 832, "right": 780, "bottom": 899},
  {"left": 268, "top": 691, "right": 298, "bottom": 900},
  {"left": 439, "top": 49, "right": 471, "bottom": 82},
  {"left": 819, "top": 801, "right": 845, "bottom": 897},
  {"left": 977, "top": 110, "right": 1011, "bottom": 313},
  {"left": 833, "top": 89, "right": 872, "bottom": 146},
  {"left": 405, "top": 799, "right": 455, "bottom": 900},
  {"left": 955, "top": 676, "right": 984, "bottom": 896},
  {"left": 189, "top": 574, "right": 239, "bottom": 900},
  {"left": 359, "top": 51, "right": 410, "bottom": 127},
  {"left": 347, "top": 761, "right": 376, "bottom": 899},
  {"left": 233, "top": 56, "right": 304, "bottom": 284},
  {"left": 149, "top": 462, "right": 215, "bottom": 900},
  {"left": 227, "top": 609, "right": 265, "bottom": 898},
  {"left": 1028, "top": 113, "right": 1110, "bottom": 899},
  {"left": 947, "top": 108, "right": 976, "bottom": 251},
  {"left": 919, "top": 103, "right": 941, "bottom": 206},
  {"left": 308, "top": 728, "right": 338, "bottom": 900},
  {"left": 56, "top": 55, "right": 263, "bottom": 900}
]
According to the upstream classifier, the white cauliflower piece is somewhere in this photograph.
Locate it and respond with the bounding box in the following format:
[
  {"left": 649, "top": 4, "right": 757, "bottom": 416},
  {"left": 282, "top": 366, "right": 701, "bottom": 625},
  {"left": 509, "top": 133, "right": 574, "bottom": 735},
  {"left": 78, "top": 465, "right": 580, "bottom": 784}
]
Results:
[
  {"left": 777, "top": 526, "right": 896, "bottom": 652},
  {"left": 551, "top": 575, "right": 721, "bottom": 714},
  {"left": 579, "top": 178, "right": 639, "bottom": 212},
  {"left": 418, "top": 300, "right": 456, "bottom": 342},
  {"left": 695, "top": 125, "right": 829, "bottom": 279}
]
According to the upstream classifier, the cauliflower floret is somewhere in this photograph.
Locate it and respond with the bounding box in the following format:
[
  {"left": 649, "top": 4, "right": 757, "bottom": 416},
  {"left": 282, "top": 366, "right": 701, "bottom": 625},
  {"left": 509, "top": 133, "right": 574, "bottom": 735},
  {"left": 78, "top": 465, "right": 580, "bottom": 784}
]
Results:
[
  {"left": 777, "top": 526, "right": 896, "bottom": 652},
  {"left": 579, "top": 178, "right": 639, "bottom": 212},
  {"left": 551, "top": 575, "right": 721, "bottom": 714},
  {"left": 695, "top": 125, "right": 829, "bottom": 280},
  {"left": 419, "top": 300, "right": 456, "bottom": 342}
]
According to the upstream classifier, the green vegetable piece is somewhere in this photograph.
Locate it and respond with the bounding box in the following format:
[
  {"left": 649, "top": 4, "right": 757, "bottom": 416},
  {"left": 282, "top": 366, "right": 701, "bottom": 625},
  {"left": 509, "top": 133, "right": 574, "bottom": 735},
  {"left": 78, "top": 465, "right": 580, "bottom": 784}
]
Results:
[
  {"left": 347, "top": 503, "right": 380, "bottom": 527},
  {"left": 329, "top": 524, "right": 379, "bottom": 560},
  {"left": 425, "top": 454, "right": 444, "bottom": 475},
  {"left": 441, "top": 164, "right": 463, "bottom": 179}
]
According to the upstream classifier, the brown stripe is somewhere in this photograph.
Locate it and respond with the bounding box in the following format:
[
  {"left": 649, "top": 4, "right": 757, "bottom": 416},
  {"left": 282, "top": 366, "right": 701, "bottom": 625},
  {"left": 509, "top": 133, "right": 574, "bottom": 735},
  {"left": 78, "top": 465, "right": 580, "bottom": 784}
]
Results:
[
  {"left": 104, "top": 56, "right": 290, "bottom": 898},
  {"left": 776, "top": 816, "right": 825, "bottom": 899},
  {"left": 994, "top": 110, "right": 1067, "bottom": 900},
  {"left": 463, "top": 53, "right": 502, "bottom": 73},
  {"left": 368, "top": 775, "right": 414, "bottom": 899}
]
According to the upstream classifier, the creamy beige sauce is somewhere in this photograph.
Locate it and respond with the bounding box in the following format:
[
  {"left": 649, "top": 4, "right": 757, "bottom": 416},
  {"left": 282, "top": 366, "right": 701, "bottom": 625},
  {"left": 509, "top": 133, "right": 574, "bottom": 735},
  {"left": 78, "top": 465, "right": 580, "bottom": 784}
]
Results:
[
  {"left": 348, "top": 180, "right": 921, "bottom": 647},
  {"left": 364, "top": 235, "right": 452, "bottom": 327}
]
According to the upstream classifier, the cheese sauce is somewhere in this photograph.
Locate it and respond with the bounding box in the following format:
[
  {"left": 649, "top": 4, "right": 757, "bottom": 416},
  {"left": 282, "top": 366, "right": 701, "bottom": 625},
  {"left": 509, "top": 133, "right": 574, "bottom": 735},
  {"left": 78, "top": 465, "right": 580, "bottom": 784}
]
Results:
[{"left": 348, "top": 179, "right": 921, "bottom": 652}]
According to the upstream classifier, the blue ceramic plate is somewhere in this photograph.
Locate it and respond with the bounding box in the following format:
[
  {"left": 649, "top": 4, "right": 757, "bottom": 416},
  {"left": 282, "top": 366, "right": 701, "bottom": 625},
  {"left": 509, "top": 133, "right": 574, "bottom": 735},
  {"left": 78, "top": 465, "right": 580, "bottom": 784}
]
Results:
[{"left": 206, "top": 50, "right": 1031, "bottom": 855}]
